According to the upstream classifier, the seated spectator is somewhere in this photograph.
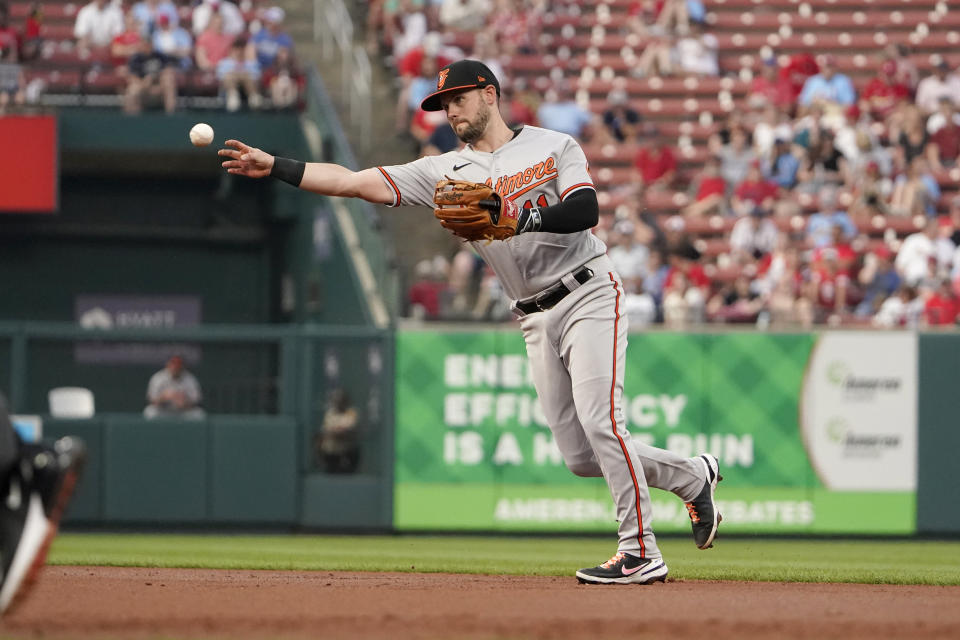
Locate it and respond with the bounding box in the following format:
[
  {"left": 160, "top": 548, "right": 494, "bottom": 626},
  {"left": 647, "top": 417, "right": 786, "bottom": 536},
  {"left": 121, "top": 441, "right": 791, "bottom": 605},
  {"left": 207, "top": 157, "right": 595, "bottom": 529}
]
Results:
[
  {"left": 855, "top": 246, "right": 901, "bottom": 317},
  {"left": 748, "top": 56, "right": 788, "bottom": 109},
  {"left": 656, "top": 0, "right": 706, "bottom": 35},
  {"left": 74, "top": 0, "right": 123, "bottom": 57},
  {"left": 502, "top": 82, "right": 537, "bottom": 128},
  {"left": 0, "top": 2, "right": 17, "bottom": 58},
  {"left": 718, "top": 128, "right": 756, "bottom": 189},
  {"left": 923, "top": 278, "right": 959, "bottom": 326},
  {"left": 806, "top": 188, "right": 857, "bottom": 248},
  {"left": 263, "top": 47, "right": 298, "bottom": 110},
  {"left": 536, "top": 86, "right": 595, "bottom": 140},
  {"left": 195, "top": 13, "right": 233, "bottom": 71},
  {"left": 848, "top": 161, "right": 893, "bottom": 222},
  {"left": 408, "top": 258, "right": 447, "bottom": 319},
  {"left": 804, "top": 247, "right": 851, "bottom": 321},
  {"left": 730, "top": 161, "right": 779, "bottom": 217},
  {"left": 132, "top": 0, "right": 179, "bottom": 37},
  {"left": 607, "top": 219, "right": 651, "bottom": 293},
  {"left": 599, "top": 88, "right": 642, "bottom": 144},
  {"left": 0, "top": 60, "right": 24, "bottom": 113},
  {"left": 144, "top": 355, "right": 205, "bottom": 419},
  {"left": 191, "top": 0, "right": 244, "bottom": 38},
  {"left": 683, "top": 155, "right": 726, "bottom": 217},
  {"left": 796, "top": 132, "right": 846, "bottom": 192},
  {"left": 872, "top": 285, "right": 922, "bottom": 328},
  {"left": 884, "top": 43, "right": 919, "bottom": 95},
  {"left": 765, "top": 138, "right": 800, "bottom": 189},
  {"left": 216, "top": 37, "right": 261, "bottom": 111},
  {"left": 896, "top": 113, "right": 928, "bottom": 168},
  {"left": 397, "top": 54, "right": 437, "bottom": 135},
  {"left": 752, "top": 104, "right": 792, "bottom": 160},
  {"left": 314, "top": 389, "right": 359, "bottom": 473},
  {"left": 634, "top": 31, "right": 674, "bottom": 77},
  {"left": 779, "top": 51, "right": 819, "bottom": 106},
  {"left": 814, "top": 223, "right": 858, "bottom": 275},
  {"left": 672, "top": 21, "right": 717, "bottom": 76},
  {"left": 662, "top": 272, "right": 701, "bottom": 327},
  {"left": 19, "top": 3, "right": 43, "bottom": 62},
  {"left": 935, "top": 216, "right": 957, "bottom": 280},
  {"left": 632, "top": 124, "right": 677, "bottom": 190},
  {"left": 915, "top": 59, "right": 960, "bottom": 116},
  {"left": 729, "top": 208, "right": 778, "bottom": 263},
  {"left": 149, "top": 13, "right": 191, "bottom": 111},
  {"left": 798, "top": 54, "right": 856, "bottom": 116},
  {"left": 624, "top": 282, "right": 657, "bottom": 328},
  {"left": 896, "top": 218, "right": 939, "bottom": 286},
  {"left": 390, "top": 0, "right": 427, "bottom": 61},
  {"left": 925, "top": 99, "right": 960, "bottom": 173},
  {"left": 121, "top": 14, "right": 182, "bottom": 114},
  {"left": 706, "top": 274, "right": 763, "bottom": 323},
  {"left": 421, "top": 114, "right": 460, "bottom": 155},
  {"left": 252, "top": 6, "right": 292, "bottom": 71},
  {"left": 395, "top": 31, "right": 455, "bottom": 82},
  {"left": 890, "top": 156, "right": 940, "bottom": 218},
  {"left": 927, "top": 96, "right": 960, "bottom": 135},
  {"left": 439, "top": 0, "right": 490, "bottom": 31},
  {"left": 859, "top": 59, "right": 911, "bottom": 122},
  {"left": 111, "top": 12, "right": 149, "bottom": 107}
]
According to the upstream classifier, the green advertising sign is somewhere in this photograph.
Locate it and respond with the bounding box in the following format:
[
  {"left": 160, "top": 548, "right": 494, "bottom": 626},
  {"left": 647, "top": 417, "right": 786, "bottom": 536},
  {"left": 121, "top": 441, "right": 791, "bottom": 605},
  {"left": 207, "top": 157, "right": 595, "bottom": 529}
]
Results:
[{"left": 394, "top": 330, "right": 915, "bottom": 535}]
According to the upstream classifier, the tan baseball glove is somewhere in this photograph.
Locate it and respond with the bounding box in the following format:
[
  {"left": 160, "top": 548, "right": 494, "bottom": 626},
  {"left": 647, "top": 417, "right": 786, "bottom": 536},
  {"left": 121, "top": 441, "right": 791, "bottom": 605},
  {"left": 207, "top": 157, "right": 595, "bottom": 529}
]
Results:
[{"left": 433, "top": 179, "right": 521, "bottom": 242}]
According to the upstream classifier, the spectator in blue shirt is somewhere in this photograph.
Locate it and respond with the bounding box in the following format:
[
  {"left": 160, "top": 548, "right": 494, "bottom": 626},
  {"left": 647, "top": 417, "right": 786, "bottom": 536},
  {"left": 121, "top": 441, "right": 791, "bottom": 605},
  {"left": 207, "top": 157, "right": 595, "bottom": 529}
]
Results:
[
  {"left": 806, "top": 187, "right": 858, "bottom": 248},
  {"left": 856, "top": 246, "right": 901, "bottom": 316},
  {"left": 131, "top": 0, "right": 178, "bottom": 36},
  {"left": 765, "top": 138, "right": 800, "bottom": 189},
  {"left": 798, "top": 54, "right": 856, "bottom": 108},
  {"left": 536, "top": 87, "right": 596, "bottom": 139},
  {"left": 252, "top": 6, "right": 292, "bottom": 70}
]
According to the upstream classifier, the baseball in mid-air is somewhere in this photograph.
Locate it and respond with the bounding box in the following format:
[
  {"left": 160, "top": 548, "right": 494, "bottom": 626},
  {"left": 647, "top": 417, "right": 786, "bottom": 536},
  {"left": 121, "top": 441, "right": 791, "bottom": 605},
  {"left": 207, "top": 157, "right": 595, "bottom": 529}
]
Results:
[{"left": 189, "top": 123, "right": 215, "bottom": 147}]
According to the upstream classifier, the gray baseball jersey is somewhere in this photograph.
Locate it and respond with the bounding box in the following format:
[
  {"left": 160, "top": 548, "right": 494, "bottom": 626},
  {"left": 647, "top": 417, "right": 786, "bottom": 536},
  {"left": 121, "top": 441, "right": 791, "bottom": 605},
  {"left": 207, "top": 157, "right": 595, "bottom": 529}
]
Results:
[
  {"left": 379, "top": 124, "right": 706, "bottom": 561},
  {"left": 378, "top": 125, "right": 605, "bottom": 300}
]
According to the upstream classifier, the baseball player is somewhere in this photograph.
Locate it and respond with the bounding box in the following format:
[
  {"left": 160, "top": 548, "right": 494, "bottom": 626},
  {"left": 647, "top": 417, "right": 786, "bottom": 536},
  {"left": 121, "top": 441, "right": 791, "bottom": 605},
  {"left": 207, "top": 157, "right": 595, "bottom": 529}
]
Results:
[
  {"left": 219, "top": 59, "right": 722, "bottom": 584},
  {"left": 0, "top": 393, "right": 85, "bottom": 614}
]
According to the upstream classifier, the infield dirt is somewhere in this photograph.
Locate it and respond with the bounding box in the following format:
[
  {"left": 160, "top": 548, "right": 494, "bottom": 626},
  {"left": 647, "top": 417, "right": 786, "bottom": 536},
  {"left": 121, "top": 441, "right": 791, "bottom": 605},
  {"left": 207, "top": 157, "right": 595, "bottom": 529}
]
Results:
[{"left": 2, "top": 566, "right": 957, "bottom": 639}]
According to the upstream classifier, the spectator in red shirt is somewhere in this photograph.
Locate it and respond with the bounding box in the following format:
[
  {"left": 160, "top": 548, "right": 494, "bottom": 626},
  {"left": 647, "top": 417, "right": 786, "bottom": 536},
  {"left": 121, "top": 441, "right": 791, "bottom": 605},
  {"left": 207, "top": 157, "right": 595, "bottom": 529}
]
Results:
[
  {"left": 805, "top": 247, "right": 851, "bottom": 320},
  {"left": 926, "top": 98, "right": 960, "bottom": 173},
  {"left": 860, "top": 60, "right": 911, "bottom": 121},
  {"left": 778, "top": 52, "right": 819, "bottom": 105},
  {"left": 749, "top": 57, "right": 793, "bottom": 110},
  {"left": 407, "top": 259, "right": 448, "bottom": 320},
  {"left": 731, "top": 161, "right": 780, "bottom": 217},
  {"left": 924, "top": 279, "right": 960, "bottom": 325},
  {"left": 683, "top": 155, "right": 727, "bottom": 217},
  {"left": 633, "top": 124, "right": 677, "bottom": 190},
  {"left": 195, "top": 13, "right": 234, "bottom": 71},
  {"left": 0, "top": 2, "right": 19, "bottom": 61},
  {"left": 20, "top": 2, "right": 42, "bottom": 61}
]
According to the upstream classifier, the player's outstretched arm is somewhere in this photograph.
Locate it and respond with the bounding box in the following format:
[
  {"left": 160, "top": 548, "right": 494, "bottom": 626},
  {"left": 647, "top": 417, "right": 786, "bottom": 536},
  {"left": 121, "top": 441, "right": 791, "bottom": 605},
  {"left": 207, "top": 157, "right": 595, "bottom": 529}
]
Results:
[{"left": 218, "top": 139, "right": 392, "bottom": 204}]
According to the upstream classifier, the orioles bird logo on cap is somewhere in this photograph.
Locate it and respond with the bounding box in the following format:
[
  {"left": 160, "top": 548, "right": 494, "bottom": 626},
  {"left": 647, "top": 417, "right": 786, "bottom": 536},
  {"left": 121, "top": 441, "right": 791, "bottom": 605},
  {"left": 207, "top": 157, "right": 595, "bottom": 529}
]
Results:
[{"left": 437, "top": 69, "right": 450, "bottom": 89}]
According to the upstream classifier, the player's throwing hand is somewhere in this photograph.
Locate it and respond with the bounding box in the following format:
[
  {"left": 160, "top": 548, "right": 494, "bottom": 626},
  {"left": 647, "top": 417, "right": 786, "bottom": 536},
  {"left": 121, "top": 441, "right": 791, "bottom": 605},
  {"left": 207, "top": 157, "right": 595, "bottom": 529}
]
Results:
[{"left": 218, "top": 139, "right": 274, "bottom": 178}]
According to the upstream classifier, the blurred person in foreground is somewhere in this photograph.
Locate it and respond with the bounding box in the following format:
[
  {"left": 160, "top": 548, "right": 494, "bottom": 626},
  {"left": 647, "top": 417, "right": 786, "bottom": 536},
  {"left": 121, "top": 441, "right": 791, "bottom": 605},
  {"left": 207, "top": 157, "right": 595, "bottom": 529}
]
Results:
[
  {"left": 0, "top": 392, "right": 85, "bottom": 617},
  {"left": 144, "top": 355, "right": 205, "bottom": 419}
]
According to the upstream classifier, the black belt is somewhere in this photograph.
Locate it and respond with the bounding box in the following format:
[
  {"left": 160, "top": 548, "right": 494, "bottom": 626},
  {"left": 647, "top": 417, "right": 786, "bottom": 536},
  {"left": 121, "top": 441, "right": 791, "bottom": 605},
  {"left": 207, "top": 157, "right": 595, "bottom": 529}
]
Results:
[{"left": 515, "top": 266, "right": 595, "bottom": 314}]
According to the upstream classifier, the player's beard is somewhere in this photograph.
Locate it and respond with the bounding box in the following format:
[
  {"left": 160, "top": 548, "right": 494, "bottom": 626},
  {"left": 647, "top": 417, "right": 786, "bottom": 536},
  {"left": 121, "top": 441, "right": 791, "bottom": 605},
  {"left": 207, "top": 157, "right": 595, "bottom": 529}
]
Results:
[{"left": 453, "top": 101, "right": 491, "bottom": 144}]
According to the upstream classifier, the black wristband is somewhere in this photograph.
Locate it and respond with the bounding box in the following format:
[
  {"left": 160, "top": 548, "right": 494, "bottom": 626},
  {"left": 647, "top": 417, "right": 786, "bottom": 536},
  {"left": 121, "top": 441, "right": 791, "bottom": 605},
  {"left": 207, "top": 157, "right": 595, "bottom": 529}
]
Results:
[
  {"left": 517, "top": 207, "right": 542, "bottom": 234},
  {"left": 270, "top": 156, "right": 306, "bottom": 187}
]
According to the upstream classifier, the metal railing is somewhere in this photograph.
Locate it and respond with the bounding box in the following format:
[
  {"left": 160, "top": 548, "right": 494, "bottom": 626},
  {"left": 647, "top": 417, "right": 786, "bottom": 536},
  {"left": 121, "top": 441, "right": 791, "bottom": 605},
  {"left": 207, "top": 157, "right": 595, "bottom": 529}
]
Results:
[{"left": 313, "top": 0, "right": 372, "bottom": 151}]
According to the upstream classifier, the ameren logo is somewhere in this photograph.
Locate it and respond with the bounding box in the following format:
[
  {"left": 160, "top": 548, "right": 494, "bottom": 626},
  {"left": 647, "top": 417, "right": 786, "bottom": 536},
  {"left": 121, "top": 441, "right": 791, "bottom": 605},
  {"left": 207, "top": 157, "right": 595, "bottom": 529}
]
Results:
[
  {"left": 827, "top": 417, "right": 901, "bottom": 458},
  {"left": 826, "top": 361, "right": 902, "bottom": 395}
]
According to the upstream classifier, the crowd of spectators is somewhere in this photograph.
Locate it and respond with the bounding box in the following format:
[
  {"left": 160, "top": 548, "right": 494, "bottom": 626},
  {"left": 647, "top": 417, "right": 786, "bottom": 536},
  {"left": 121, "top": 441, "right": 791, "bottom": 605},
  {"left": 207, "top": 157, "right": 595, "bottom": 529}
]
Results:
[
  {"left": 0, "top": 0, "right": 298, "bottom": 113},
  {"left": 387, "top": 1, "right": 960, "bottom": 329}
]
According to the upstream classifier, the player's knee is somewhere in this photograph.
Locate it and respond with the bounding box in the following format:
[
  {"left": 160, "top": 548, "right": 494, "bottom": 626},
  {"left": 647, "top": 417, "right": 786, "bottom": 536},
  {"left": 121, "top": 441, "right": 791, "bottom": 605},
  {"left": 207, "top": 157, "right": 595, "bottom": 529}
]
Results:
[{"left": 566, "top": 459, "right": 601, "bottom": 477}]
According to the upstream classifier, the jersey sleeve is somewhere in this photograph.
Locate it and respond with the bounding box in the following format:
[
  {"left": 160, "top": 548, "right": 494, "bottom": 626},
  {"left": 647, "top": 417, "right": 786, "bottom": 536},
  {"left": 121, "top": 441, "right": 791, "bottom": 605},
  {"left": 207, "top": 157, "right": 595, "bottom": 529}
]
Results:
[
  {"left": 556, "top": 136, "right": 596, "bottom": 201},
  {"left": 377, "top": 156, "right": 440, "bottom": 208}
]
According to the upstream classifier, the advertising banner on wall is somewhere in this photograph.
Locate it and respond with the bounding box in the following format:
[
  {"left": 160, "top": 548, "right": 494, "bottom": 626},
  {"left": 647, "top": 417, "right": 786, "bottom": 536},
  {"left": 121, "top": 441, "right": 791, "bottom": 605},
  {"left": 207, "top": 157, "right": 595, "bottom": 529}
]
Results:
[
  {"left": 395, "top": 331, "right": 917, "bottom": 535},
  {"left": 74, "top": 295, "right": 202, "bottom": 364}
]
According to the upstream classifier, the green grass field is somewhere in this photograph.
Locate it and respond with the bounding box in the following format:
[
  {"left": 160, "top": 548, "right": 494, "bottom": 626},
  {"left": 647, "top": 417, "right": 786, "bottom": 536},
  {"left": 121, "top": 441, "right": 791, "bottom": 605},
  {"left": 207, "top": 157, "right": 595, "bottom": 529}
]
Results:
[{"left": 49, "top": 534, "right": 960, "bottom": 586}]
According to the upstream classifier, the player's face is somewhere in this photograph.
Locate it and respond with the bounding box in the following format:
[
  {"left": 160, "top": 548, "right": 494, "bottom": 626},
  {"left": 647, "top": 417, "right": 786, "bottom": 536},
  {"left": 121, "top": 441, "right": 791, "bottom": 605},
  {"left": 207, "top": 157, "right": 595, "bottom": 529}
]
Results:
[{"left": 442, "top": 89, "right": 491, "bottom": 144}]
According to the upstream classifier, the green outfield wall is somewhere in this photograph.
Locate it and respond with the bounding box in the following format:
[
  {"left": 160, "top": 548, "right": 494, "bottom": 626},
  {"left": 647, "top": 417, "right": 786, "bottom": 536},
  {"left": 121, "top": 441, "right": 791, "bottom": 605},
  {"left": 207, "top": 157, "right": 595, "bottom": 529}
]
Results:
[{"left": 395, "top": 330, "right": 923, "bottom": 536}]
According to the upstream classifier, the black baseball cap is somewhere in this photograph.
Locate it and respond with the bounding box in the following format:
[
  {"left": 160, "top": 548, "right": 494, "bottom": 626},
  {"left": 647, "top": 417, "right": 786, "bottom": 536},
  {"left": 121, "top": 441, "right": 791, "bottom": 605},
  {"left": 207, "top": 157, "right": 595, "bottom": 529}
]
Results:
[{"left": 420, "top": 60, "right": 501, "bottom": 112}]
